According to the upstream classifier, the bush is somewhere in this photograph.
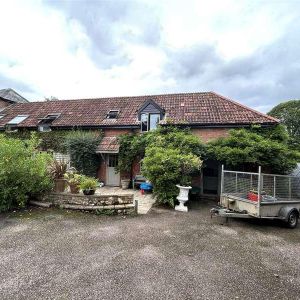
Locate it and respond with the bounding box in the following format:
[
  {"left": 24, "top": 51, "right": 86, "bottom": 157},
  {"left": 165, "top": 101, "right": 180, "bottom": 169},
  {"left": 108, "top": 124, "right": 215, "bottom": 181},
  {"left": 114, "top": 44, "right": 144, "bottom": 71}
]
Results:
[
  {"left": 0, "top": 134, "right": 53, "bottom": 212},
  {"left": 65, "top": 131, "right": 102, "bottom": 177},
  {"left": 143, "top": 146, "right": 202, "bottom": 207},
  {"left": 207, "top": 128, "right": 300, "bottom": 174}
]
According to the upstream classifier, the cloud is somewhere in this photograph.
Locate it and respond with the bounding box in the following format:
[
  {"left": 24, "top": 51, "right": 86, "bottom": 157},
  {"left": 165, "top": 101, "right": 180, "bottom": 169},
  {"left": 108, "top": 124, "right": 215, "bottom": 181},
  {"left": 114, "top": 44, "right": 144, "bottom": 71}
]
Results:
[{"left": 0, "top": 0, "right": 299, "bottom": 112}]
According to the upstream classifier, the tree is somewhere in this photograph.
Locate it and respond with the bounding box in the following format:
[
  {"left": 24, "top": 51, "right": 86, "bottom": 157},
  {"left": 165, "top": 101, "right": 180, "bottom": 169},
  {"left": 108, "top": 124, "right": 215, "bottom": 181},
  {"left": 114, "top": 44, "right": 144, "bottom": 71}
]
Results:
[
  {"left": 207, "top": 128, "right": 300, "bottom": 174},
  {"left": 118, "top": 126, "right": 205, "bottom": 206},
  {"left": 268, "top": 100, "right": 300, "bottom": 149},
  {"left": 44, "top": 96, "right": 59, "bottom": 101}
]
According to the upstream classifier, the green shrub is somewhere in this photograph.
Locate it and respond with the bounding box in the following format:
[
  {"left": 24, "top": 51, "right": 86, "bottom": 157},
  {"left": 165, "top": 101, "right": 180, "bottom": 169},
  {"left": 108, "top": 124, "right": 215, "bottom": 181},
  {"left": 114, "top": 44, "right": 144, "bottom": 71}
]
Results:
[
  {"left": 3, "top": 130, "right": 70, "bottom": 153},
  {"left": 0, "top": 134, "right": 53, "bottom": 212},
  {"left": 79, "top": 176, "right": 98, "bottom": 190},
  {"left": 207, "top": 128, "right": 300, "bottom": 174},
  {"left": 65, "top": 131, "right": 103, "bottom": 177},
  {"left": 142, "top": 146, "right": 202, "bottom": 207}
]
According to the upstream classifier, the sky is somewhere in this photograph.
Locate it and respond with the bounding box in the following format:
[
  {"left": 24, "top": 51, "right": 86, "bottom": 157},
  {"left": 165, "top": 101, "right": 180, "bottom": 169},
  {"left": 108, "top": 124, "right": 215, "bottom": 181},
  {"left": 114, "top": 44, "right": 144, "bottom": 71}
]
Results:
[{"left": 0, "top": 0, "right": 300, "bottom": 112}]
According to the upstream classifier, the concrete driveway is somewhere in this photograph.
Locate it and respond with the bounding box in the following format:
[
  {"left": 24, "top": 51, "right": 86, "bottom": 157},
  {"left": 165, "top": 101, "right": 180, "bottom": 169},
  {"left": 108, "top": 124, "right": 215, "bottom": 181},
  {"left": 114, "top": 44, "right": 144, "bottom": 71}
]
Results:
[{"left": 1, "top": 201, "right": 300, "bottom": 300}]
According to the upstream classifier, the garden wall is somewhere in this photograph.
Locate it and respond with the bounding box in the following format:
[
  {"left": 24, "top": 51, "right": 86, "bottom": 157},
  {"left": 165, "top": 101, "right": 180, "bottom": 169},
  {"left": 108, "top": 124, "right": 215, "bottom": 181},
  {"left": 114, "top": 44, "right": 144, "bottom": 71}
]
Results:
[{"left": 40, "top": 192, "right": 136, "bottom": 214}]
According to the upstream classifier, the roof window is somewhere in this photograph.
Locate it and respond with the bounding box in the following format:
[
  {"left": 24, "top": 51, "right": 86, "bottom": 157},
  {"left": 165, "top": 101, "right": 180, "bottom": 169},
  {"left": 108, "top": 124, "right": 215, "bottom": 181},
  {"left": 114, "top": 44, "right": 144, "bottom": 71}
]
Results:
[
  {"left": 39, "top": 113, "right": 60, "bottom": 124},
  {"left": 7, "top": 115, "right": 29, "bottom": 125},
  {"left": 106, "top": 110, "right": 119, "bottom": 119}
]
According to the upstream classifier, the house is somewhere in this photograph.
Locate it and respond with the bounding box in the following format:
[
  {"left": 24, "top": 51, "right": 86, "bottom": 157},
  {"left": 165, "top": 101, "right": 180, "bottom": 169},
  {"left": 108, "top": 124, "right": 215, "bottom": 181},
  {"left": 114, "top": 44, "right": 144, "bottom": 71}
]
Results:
[
  {"left": 0, "top": 91, "right": 278, "bottom": 196},
  {"left": 0, "top": 88, "right": 28, "bottom": 110}
]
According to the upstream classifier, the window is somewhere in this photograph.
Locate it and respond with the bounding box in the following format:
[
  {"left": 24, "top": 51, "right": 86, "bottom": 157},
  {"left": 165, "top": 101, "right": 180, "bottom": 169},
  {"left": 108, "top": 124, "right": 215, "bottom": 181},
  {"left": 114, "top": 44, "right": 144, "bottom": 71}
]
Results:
[
  {"left": 106, "top": 110, "right": 119, "bottom": 119},
  {"left": 38, "top": 113, "right": 60, "bottom": 132},
  {"left": 141, "top": 113, "right": 160, "bottom": 132},
  {"left": 38, "top": 124, "right": 51, "bottom": 132},
  {"left": 7, "top": 115, "right": 29, "bottom": 125}
]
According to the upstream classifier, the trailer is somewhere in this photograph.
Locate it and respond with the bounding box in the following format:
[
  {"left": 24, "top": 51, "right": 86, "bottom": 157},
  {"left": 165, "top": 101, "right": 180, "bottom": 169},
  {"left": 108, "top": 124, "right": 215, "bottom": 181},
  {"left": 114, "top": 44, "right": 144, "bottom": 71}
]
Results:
[{"left": 211, "top": 166, "right": 300, "bottom": 228}]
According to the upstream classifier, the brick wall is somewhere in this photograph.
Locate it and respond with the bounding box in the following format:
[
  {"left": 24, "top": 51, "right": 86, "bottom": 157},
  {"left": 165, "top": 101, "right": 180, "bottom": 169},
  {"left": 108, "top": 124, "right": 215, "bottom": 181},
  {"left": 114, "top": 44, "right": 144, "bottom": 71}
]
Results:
[
  {"left": 191, "top": 128, "right": 229, "bottom": 142},
  {"left": 103, "top": 128, "right": 133, "bottom": 137}
]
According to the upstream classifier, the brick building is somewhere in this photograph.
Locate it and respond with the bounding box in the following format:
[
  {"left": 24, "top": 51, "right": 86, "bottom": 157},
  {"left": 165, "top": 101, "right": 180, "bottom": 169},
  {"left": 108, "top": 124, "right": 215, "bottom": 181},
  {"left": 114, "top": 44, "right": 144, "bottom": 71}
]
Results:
[{"left": 0, "top": 91, "right": 278, "bottom": 195}]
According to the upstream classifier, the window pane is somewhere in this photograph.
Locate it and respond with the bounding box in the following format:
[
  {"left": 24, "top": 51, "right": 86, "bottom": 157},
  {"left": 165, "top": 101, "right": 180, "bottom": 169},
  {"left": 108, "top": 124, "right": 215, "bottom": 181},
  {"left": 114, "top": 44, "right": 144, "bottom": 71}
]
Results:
[
  {"left": 141, "top": 113, "right": 148, "bottom": 132},
  {"left": 149, "top": 114, "right": 160, "bottom": 130},
  {"left": 7, "top": 115, "right": 29, "bottom": 124}
]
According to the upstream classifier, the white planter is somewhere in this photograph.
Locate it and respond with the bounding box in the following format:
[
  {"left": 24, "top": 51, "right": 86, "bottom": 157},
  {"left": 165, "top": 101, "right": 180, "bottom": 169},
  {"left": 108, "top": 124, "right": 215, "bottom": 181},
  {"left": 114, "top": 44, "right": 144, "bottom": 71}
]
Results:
[
  {"left": 175, "top": 185, "right": 192, "bottom": 212},
  {"left": 121, "top": 179, "right": 130, "bottom": 189}
]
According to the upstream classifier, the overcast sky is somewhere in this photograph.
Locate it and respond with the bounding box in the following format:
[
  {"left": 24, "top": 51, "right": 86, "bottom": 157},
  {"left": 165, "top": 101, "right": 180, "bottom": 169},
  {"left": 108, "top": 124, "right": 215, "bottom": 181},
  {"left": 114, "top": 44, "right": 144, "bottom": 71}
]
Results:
[{"left": 0, "top": 0, "right": 299, "bottom": 112}]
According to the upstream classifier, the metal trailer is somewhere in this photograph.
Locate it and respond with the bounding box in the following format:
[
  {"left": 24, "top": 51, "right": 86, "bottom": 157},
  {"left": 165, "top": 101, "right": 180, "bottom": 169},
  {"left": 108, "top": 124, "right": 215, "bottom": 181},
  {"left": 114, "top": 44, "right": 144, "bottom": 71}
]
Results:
[{"left": 210, "top": 166, "right": 300, "bottom": 228}]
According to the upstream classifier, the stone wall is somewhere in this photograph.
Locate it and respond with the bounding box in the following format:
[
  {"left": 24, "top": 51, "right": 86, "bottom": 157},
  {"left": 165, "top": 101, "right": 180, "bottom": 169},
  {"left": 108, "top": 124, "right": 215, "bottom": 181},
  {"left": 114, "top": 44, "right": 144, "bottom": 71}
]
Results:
[{"left": 41, "top": 192, "right": 136, "bottom": 214}]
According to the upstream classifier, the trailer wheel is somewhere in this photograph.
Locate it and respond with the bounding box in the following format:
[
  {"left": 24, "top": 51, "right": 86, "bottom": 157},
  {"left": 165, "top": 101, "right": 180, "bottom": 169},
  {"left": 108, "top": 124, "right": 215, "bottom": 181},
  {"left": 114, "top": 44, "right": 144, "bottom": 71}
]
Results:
[{"left": 286, "top": 211, "right": 299, "bottom": 229}]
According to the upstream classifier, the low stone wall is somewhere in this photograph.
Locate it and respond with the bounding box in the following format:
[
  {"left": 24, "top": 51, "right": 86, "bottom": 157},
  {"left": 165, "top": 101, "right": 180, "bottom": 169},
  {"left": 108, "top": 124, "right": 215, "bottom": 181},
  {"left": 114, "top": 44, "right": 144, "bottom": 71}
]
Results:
[{"left": 40, "top": 192, "right": 136, "bottom": 214}]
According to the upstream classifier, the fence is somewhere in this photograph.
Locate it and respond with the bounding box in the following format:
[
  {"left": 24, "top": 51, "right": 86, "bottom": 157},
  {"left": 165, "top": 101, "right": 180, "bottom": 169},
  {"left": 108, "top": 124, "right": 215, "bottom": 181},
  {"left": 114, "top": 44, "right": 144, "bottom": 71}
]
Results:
[{"left": 221, "top": 167, "right": 300, "bottom": 202}]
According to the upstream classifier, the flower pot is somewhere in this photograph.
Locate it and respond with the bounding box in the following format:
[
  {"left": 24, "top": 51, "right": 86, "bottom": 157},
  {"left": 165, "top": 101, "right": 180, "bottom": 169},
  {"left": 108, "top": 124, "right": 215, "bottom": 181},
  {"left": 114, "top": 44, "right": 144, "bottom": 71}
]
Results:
[
  {"left": 121, "top": 179, "right": 130, "bottom": 190},
  {"left": 69, "top": 183, "right": 80, "bottom": 194},
  {"left": 54, "top": 179, "right": 67, "bottom": 193},
  {"left": 175, "top": 185, "right": 192, "bottom": 212},
  {"left": 83, "top": 189, "right": 95, "bottom": 196}
]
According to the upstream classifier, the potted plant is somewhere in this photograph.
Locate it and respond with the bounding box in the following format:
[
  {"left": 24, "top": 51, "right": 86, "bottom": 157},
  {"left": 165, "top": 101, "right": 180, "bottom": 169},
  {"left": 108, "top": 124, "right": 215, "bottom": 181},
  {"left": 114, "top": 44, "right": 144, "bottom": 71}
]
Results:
[
  {"left": 121, "top": 178, "right": 130, "bottom": 189},
  {"left": 49, "top": 160, "right": 68, "bottom": 192},
  {"left": 64, "top": 168, "right": 82, "bottom": 194},
  {"left": 80, "top": 176, "right": 98, "bottom": 195}
]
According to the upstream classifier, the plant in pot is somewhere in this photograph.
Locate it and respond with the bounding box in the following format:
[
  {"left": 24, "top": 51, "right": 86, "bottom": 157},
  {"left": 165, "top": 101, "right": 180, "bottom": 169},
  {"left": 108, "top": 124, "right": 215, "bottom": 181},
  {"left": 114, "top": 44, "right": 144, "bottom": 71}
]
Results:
[
  {"left": 64, "top": 168, "right": 82, "bottom": 194},
  {"left": 49, "top": 160, "right": 68, "bottom": 192},
  {"left": 80, "top": 176, "right": 98, "bottom": 195},
  {"left": 175, "top": 157, "right": 202, "bottom": 212}
]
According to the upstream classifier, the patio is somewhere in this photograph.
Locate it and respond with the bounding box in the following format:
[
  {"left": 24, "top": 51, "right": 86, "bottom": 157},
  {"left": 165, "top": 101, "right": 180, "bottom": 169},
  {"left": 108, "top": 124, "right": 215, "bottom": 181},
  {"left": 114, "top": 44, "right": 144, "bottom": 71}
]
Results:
[{"left": 96, "top": 186, "right": 156, "bottom": 214}]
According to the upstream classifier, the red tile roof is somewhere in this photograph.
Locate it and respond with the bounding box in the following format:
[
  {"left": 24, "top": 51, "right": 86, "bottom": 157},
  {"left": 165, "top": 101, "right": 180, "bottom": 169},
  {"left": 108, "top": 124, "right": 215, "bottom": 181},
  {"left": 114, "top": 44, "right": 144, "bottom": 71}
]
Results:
[
  {"left": 96, "top": 137, "right": 119, "bottom": 153},
  {"left": 0, "top": 92, "right": 278, "bottom": 128}
]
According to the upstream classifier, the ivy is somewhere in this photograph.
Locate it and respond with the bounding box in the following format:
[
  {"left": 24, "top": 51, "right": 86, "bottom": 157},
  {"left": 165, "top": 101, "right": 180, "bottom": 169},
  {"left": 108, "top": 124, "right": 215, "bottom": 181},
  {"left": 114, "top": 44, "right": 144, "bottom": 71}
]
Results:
[
  {"left": 2, "top": 130, "right": 70, "bottom": 153},
  {"left": 64, "top": 131, "right": 103, "bottom": 177}
]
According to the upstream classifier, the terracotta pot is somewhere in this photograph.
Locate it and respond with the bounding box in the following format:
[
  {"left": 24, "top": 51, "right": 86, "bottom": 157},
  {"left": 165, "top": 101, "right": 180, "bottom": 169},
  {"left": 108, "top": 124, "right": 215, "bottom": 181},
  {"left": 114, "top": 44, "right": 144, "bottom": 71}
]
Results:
[
  {"left": 121, "top": 179, "right": 130, "bottom": 190},
  {"left": 83, "top": 189, "right": 95, "bottom": 196},
  {"left": 69, "top": 183, "right": 80, "bottom": 194},
  {"left": 54, "top": 179, "right": 67, "bottom": 193}
]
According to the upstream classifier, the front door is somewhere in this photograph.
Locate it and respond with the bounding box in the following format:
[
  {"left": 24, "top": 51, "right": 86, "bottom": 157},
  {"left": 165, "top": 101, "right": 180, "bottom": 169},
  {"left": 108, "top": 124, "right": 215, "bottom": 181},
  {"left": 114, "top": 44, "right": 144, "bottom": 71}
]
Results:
[{"left": 106, "top": 154, "right": 120, "bottom": 186}]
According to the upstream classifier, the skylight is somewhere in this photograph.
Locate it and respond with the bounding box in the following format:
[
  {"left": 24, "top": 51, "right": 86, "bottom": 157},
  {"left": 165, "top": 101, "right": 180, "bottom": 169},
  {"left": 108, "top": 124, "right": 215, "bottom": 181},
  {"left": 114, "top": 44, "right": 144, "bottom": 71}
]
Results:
[
  {"left": 7, "top": 115, "right": 29, "bottom": 124},
  {"left": 39, "top": 113, "right": 60, "bottom": 124},
  {"left": 106, "top": 110, "right": 119, "bottom": 119}
]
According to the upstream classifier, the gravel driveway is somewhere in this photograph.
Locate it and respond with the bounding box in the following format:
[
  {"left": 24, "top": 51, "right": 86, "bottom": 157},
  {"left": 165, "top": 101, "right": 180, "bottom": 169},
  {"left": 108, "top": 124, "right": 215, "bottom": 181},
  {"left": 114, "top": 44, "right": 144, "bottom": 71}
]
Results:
[{"left": 1, "top": 201, "right": 300, "bottom": 300}]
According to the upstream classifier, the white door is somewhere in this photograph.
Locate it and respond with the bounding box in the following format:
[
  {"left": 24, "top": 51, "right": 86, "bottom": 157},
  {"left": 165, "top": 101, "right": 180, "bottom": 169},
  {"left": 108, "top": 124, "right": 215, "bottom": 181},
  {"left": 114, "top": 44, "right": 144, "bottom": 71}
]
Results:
[{"left": 106, "top": 154, "right": 120, "bottom": 186}]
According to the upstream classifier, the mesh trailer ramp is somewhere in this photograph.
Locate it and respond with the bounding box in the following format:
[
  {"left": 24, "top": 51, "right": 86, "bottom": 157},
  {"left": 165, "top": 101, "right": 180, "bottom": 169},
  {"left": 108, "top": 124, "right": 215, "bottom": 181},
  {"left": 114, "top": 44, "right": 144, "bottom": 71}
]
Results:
[{"left": 210, "top": 166, "right": 300, "bottom": 228}]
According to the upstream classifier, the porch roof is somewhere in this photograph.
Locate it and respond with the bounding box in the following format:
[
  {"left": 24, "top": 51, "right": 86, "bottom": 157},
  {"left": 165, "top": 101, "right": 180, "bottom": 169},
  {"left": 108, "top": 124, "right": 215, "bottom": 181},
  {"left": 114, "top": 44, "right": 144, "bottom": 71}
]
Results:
[{"left": 96, "top": 137, "right": 119, "bottom": 154}]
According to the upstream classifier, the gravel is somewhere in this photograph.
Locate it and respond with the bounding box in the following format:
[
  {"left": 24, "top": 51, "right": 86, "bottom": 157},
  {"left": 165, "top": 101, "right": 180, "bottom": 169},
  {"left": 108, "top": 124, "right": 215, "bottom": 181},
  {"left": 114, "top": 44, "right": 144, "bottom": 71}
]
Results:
[{"left": 1, "top": 201, "right": 300, "bottom": 300}]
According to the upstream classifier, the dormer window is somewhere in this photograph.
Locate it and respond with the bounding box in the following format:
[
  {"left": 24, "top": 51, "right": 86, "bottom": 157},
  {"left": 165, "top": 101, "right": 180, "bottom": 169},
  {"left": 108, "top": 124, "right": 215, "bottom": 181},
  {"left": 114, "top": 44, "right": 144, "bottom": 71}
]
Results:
[
  {"left": 106, "top": 110, "right": 119, "bottom": 119},
  {"left": 38, "top": 113, "right": 60, "bottom": 132},
  {"left": 138, "top": 99, "right": 164, "bottom": 132}
]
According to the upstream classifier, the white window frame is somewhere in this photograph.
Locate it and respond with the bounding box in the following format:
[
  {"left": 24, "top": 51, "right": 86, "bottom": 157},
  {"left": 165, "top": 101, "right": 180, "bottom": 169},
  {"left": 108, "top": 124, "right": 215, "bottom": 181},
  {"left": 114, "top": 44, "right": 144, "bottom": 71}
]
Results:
[{"left": 7, "top": 115, "right": 29, "bottom": 125}]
